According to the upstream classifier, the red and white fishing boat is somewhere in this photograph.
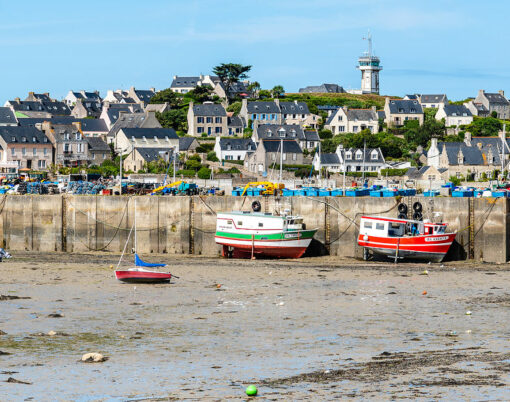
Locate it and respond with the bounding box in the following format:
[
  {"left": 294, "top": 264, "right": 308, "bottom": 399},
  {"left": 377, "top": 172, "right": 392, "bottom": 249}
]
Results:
[{"left": 358, "top": 216, "right": 456, "bottom": 262}]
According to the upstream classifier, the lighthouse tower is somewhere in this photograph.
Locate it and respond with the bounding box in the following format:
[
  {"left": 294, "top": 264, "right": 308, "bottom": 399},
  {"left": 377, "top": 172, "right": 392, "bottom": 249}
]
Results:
[{"left": 357, "top": 31, "right": 382, "bottom": 94}]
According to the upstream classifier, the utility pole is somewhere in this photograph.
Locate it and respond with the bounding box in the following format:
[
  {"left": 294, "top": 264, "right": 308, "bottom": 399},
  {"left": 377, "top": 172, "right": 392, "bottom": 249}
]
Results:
[
  {"left": 279, "top": 137, "right": 283, "bottom": 184},
  {"left": 173, "top": 148, "right": 176, "bottom": 183}
]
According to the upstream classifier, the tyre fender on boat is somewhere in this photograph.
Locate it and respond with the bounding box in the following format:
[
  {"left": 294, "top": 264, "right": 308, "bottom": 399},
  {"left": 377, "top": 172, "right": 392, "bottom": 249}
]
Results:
[
  {"left": 398, "top": 203, "right": 408, "bottom": 214},
  {"left": 413, "top": 202, "right": 423, "bottom": 213},
  {"left": 252, "top": 201, "right": 261, "bottom": 212}
]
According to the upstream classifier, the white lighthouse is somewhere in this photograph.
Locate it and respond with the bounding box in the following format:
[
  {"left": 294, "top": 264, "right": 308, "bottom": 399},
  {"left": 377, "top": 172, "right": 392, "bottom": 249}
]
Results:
[{"left": 356, "top": 31, "right": 382, "bottom": 94}]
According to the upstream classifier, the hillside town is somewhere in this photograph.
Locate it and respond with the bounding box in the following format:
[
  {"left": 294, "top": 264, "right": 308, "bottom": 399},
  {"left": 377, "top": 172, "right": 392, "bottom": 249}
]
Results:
[{"left": 0, "top": 35, "right": 508, "bottom": 194}]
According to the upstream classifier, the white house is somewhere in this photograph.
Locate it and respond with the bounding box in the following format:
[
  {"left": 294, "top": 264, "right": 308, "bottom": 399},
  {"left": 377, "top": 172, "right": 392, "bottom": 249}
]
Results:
[
  {"left": 214, "top": 137, "right": 256, "bottom": 161},
  {"left": 324, "top": 106, "right": 379, "bottom": 134},
  {"left": 313, "top": 145, "right": 386, "bottom": 173},
  {"left": 435, "top": 104, "right": 473, "bottom": 132},
  {"left": 419, "top": 94, "right": 448, "bottom": 109}
]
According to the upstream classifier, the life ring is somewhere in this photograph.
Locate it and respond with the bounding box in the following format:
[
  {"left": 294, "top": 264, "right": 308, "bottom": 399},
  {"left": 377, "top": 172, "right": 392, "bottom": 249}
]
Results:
[
  {"left": 398, "top": 203, "right": 408, "bottom": 214},
  {"left": 252, "top": 201, "right": 261, "bottom": 212},
  {"left": 413, "top": 202, "right": 423, "bottom": 213}
]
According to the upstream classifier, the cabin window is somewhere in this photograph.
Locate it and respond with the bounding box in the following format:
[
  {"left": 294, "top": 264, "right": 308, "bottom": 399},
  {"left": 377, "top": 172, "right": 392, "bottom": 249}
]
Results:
[
  {"left": 237, "top": 221, "right": 242, "bottom": 226},
  {"left": 376, "top": 223, "right": 384, "bottom": 230},
  {"left": 227, "top": 220, "right": 233, "bottom": 225},
  {"left": 258, "top": 222, "right": 263, "bottom": 227},
  {"left": 363, "top": 222, "right": 372, "bottom": 229}
]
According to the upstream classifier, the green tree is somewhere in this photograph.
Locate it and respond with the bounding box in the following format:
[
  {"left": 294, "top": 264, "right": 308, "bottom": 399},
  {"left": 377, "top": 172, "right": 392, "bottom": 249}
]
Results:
[
  {"left": 247, "top": 81, "right": 260, "bottom": 97},
  {"left": 156, "top": 109, "right": 188, "bottom": 131},
  {"left": 258, "top": 89, "right": 271, "bottom": 99},
  {"left": 272, "top": 85, "right": 285, "bottom": 98},
  {"left": 319, "top": 129, "right": 333, "bottom": 139},
  {"left": 491, "top": 111, "right": 498, "bottom": 118},
  {"left": 207, "top": 151, "right": 219, "bottom": 162},
  {"left": 197, "top": 167, "right": 212, "bottom": 179},
  {"left": 186, "top": 85, "right": 214, "bottom": 103},
  {"left": 227, "top": 101, "right": 242, "bottom": 115},
  {"left": 467, "top": 117, "right": 502, "bottom": 137},
  {"left": 212, "top": 63, "right": 252, "bottom": 102},
  {"left": 150, "top": 89, "right": 183, "bottom": 108}
]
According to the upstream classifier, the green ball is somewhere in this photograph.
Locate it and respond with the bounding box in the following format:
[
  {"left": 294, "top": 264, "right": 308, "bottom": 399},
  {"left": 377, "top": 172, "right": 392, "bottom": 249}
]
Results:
[{"left": 245, "top": 385, "right": 258, "bottom": 396}]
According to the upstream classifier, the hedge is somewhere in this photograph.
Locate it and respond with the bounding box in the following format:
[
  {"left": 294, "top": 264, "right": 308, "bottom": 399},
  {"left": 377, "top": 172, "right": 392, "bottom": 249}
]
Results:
[
  {"left": 379, "top": 168, "right": 408, "bottom": 177},
  {"left": 176, "top": 169, "right": 196, "bottom": 177}
]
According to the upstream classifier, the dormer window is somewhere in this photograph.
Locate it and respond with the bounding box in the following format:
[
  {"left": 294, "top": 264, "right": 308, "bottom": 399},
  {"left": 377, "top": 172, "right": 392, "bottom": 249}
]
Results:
[
  {"left": 267, "top": 129, "right": 272, "bottom": 137},
  {"left": 32, "top": 137, "right": 37, "bottom": 142},
  {"left": 356, "top": 150, "right": 363, "bottom": 160},
  {"left": 290, "top": 129, "right": 296, "bottom": 137},
  {"left": 11, "top": 136, "right": 16, "bottom": 142},
  {"left": 399, "top": 108, "right": 404, "bottom": 113},
  {"left": 75, "top": 133, "right": 81, "bottom": 140},
  {"left": 43, "top": 137, "right": 48, "bottom": 143},
  {"left": 131, "top": 136, "right": 136, "bottom": 142},
  {"left": 154, "top": 136, "right": 158, "bottom": 141},
  {"left": 278, "top": 128, "right": 286, "bottom": 138},
  {"left": 452, "top": 113, "right": 457, "bottom": 116},
  {"left": 371, "top": 150, "right": 378, "bottom": 160},
  {"left": 345, "top": 151, "right": 352, "bottom": 160},
  {"left": 21, "top": 136, "right": 27, "bottom": 142},
  {"left": 410, "top": 108, "right": 416, "bottom": 113},
  {"left": 164, "top": 136, "right": 169, "bottom": 142},
  {"left": 142, "top": 136, "right": 147, "bottom": 142},
  {"left": 227, "top": 144, "right": 232, "bottom": 150}
]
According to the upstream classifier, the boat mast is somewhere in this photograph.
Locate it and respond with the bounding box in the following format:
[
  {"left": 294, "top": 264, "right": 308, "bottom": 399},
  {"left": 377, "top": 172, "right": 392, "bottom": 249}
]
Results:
[
  {"left": 279, "top": 137, "right": 283, "bottom": 184},
  {"left": 502, "top": 123, "right": 506, "bottom": 181},
  {"left": 134, "top": 198, "right": 137, "bottom": 254}
]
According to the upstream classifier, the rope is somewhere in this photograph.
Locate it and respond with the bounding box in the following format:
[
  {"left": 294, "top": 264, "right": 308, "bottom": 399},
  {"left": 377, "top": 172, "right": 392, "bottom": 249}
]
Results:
[
  {"left": 198, "top": 195, "right": 217, "bottom": 216},
  {"left": 116, "top": 221, "right": 135, "bottom": 269}
]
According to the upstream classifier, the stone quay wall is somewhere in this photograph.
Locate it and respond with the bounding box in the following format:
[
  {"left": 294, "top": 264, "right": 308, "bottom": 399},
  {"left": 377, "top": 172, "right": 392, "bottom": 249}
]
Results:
[{"left": 0, "top": 195, "right": 508, "bottom": 263}]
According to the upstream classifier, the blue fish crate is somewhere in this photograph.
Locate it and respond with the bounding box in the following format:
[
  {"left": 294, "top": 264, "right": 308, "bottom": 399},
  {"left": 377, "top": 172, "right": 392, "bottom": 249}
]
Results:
[
  {"left": 492, "top": 190, "right": 508, "bottom": 198},
  {"left": 294, "top": 189, "right": 306, "bottom": 196},
  {"left": 423, "top": 190, "right": 440, "bottom": 197},
  {"left": 318, "top": 189, "right": 331, "bottom": 196},
  {"left": 345, "top": 189, "right": 369, "bottom": 197},
  {"left": 231, "top": 190, "right": 240, "bottom": 196},
  {"left": 452, "top": 190, "right": 473, "bottom": 197},
  {"left": 370, "top": 190, "right": 383, "bottom": 197},
  {"left": 404, "top": 189, "right": 417, "bottom": 196},
  {"left": 305, "top": 189, "right": 318, "bottom": 196},
  {"left": 331, "top": 189, "right": 343, "bottom": 196},
  {"left": 282, "top": 189, "right": 294, "bottom": 196},
  {"left": 382, "top": 190, "right": 398, "bottom": 197}
]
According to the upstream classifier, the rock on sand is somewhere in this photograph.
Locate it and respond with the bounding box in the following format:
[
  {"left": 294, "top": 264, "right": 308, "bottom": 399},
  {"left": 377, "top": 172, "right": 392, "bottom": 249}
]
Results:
[{"left": 81, "top": 353, "right": 108, "bottom": 363}]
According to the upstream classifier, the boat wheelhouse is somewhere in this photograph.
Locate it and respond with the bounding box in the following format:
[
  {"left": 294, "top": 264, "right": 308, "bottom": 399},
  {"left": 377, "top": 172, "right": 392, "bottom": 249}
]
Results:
[
  {"left": 215, "top": 211, "right": 317, "bottom": 259},
  {"left": 358, "top": 216, "right": 456, "bottom": 262}
]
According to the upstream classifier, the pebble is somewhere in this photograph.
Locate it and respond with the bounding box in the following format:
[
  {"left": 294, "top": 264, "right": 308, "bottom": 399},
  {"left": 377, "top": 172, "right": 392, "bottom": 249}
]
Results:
[{"left": 466, "top": 310, "right": 472, "bottom": 315}]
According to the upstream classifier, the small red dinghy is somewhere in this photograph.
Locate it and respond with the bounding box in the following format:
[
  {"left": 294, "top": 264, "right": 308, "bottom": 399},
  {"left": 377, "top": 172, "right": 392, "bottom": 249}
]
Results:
[{"left": 115, "top": 254, "right": 172, "bottom": 284}]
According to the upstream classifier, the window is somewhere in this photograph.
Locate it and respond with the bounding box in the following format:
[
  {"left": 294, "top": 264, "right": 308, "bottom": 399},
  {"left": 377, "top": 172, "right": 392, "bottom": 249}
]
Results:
[
  {"left": 75, "top": 133, "right": 82, "bottom": 140},
  {"left": 338, "top": 115, "right": 343, "bottom": 121},
  {"left": 258, "top": 222, "right": 263, "bottom": 228},
  {"left": 345, "top": 152, "right": 352, "bottom": 160},
  {"left": 267, "top": 130, "right": 272, "bottom": 137},
  {"left": 64, "top": 133, "right": 70, "bottom": 140},
  {"left": 21, "top": 136, "right": 27, "bottom": 142},
  {"left": 215, "top": 117, "right": 222, "bottom": 124},
  {"left": 339, "top": 126, "right": 345, "bottom": 132},
  {"left": 282, "top": 154, "right": 287, "bottom": 161},
  {"left": 77, "top": 143, "right": 84, "bottom": 153},
  {"left": 272, "top": 153, "right": 276, "bottom": 160},
  {"left": 64, "top": 143, "right": 70, "bottom": 152},
  {"left": 353, "top": 126, "right": 358, "bottom": 132},
  {"left": 410, "top": 108, "right": 416, "bottom": 113},
  {"left": 197, "top": 117, "right": 204, "bottom": 123},
  {"left": 363, "top": 222, "right": 372, "bottom": 229},
  {"left": 292, "top": 153, "right": 297, "bottom": 161},
  {"left": 278, "top": 129, "right": 286, "bottom": 137},
  {"left": 237, "top": 221, "right": 243, "bottom": 226},
  {"left": 197, "top": 127, "right": 204, "bottom": 134},
  {"left": 38, "top": 160, "right": 46, "bottom": 169},
  {"left": 32, "top": 137, "right": 37, "bottom": 142},
  {"left": 252, "top": 114, "right": 256, "bottom": 120},
  {"left": 22, "top": 148, "right": 26, "bottom": 155},
  {"left": 11, "top": 136, "right": 15, "bottom": 142},
  {"left": 376, "top": 223, "right": 384, "bottom": 230},
  {"left": 262, "top": 114, "right": 266, "bottom": 119},
  {"left": 206, "top": 117, "right": 213, "bottom": 123},
  {"left": 371, "top": 151, "right": 378, "bottom": 160},
  {"left": 33, "top": 148, "right": 37, "bottom": 156},
  {"left": 356, "top": 151, "right": 362, "bottom": 160},
  {"left": 215, "top": 127, "right": 222, "bottom": 134},
  {"left": 43, "top": 148, "right": 48, "bottom": 156},
  {"left": 11, "top": 148, "right": 15, "bottom": 156}
]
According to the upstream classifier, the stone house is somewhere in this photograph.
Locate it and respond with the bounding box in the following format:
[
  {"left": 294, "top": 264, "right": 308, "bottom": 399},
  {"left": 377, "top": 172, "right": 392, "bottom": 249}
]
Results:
[
  {"left": 473, "top": 90, "right": 510, "bottom": 119},
  {"left": 324, "top": 106, "right": 379, "bottom": 134},
  {"left": 170, "top": 75, "right": 220, "bottom": 94},
  {"left": 299, "top": 83, "right": 345, "bottom": 93},
  {"left": 42, "top": 122, "right": 90, "bottom": 167},
  {"left": 18, "top": 117, "right": 109, "bottom": 139},
  {"left": 146, "top": 103, "right": 171, "bottom": 114},
  {"left": 124, "top": 147, "right": 175, "bottom": 173},
  {"left": 419, "top": 94, "right": 448, "bottom": 109},
  {"left": 5, "top": 99, "right": 71, "bottom": 118},
  {"left": 187, "top": 102, "right": 227, "bottom": 137},
  {"left": 25, "top": 92, "right": 54, "bottom": 102},
  {"left": 115, "top": 127, "right": 179, "bottom": 156},
  {"left": 127, "top": 87, "right": 156, "bottom": 107},
  {"left": 244, "top": 139, "right": 303, "bottom": 174},
  {"left": 178, "top": 137, "right": 199, "bottom": 156},
  {"left": 103, "top": 90, "right": 137, "bottom": 104},
  {"left": 404, "top": 165, "right": 449, "bottom": 189},
  {"left": 100, "top": 102, "right": 144, "bottom": 129},
  {"left": 252, "top": 123, "right": 319, "bottom": 151},
  {"left": 71, "top": 98, "right": 102, "bottom": 119},
  {"left": 0, "top": 126, "right": 53, "bottom": 171},
  {"left": 0, "top": 107, "right": 17, "bottom": 126},
  {"left": 312, "top": 144, "right": 385, "bottom": 174},
  {"left": 384, "top": 97, "right": 424, "bottom": 127},
  {"left": 435, "top": 104, "right": 473, "bottom": 133},
  {"left": 227, "top": 115, "right": 244, "bottom": 136},
  {"left": 279, "top": 101, "right": 319, "bottom": 128},
  {"left": 107, "top": 111, "right": 162, "bottom": 144},
  {"left": 214, "top": 137, "right": 256, "bottom": 161},
  {"left": 64, "top": 90, "right": 102, "bottom": 107},
  {"left": 427, "top": 134, "right": 510, "bottom": 180},
  {"left": 464, "top": 100, "right": 490, "bottom": 118},
  {"left": 86, "top": 137, "right": 111, "bottom": 166}
]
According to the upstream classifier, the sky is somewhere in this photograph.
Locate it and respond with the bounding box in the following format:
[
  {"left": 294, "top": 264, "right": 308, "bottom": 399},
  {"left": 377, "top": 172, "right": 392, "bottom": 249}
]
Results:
[{"left": 0, "top": 0, "right": 509, "bottom": 102}]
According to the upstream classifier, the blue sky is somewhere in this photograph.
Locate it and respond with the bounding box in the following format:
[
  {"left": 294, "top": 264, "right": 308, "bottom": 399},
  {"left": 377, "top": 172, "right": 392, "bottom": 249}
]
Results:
[{"left": 0, "top": 0, "right": 509, "bottom": 101}]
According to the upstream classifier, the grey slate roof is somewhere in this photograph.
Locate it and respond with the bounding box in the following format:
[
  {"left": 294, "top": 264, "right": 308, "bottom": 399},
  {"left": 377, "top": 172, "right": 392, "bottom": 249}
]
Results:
[
  {"left": 10, "top": 101, "right": 71, "bottom": 115},
  {"left": 438, "top": 141, "right": 499, "bottom": 166},
  {"left": 388, "top": 99, "right": 423, "bottom": 114},
  {"left": 247, "top": 101, "right": 280, "bottom": 114},
  {"left": 0, "top": 125, "right": 50, "bottom": 144},
  {"left": 299, "top": 84, "right": 344, "bottom": 93},
  {"left": 192, "top": 103, "right": 226, "bottom": 116},
  {"left": 279, "top": 101, "right": 310, "bottom": 114},
  {"left": 484, "top": 93, "right": 509, "bottom": 105},
  {"left": 320, "top": 153, "right": 340, "bottom": 164},
  {"left": 171, "top": 76, "right": 200, "bottom": 88},
  {"left": 227, "top": 115, "right": 244, "bottom": 127},
  {"left": 263, "top": 140, "right": 302, "bottom": 153},
  {"left": 304, "top": 130, "right": 320, "bottom": 141},
  {"left": 377, "top": 110, "right": 386, "bottom": 119},
  {"left": 256, "top": 124, "right": 304, "bottom": 140},
  {"left": 134, "top": 89, "right": 155, "bottom": 102},
  {"left": 0, "top": 107, "right": 16, "bottom": 124},
  {"left": 85, "top": 137, "right": 110, "bottom": 152},
  {"left": 136, "top": 147, "right": 174, "bottom": 162},
  {"left": 346, "top": 109, "right": 377, "bottom": 121},
  {"left": 17, "top": 117, "right": 108, "bottom": 132},
  {"left": 178, "top": 137, "right": 198, "bottom": 151},
  {"left": 340, "top": 147, "right": 384, "bottom": 163},
  {"left": 443, "top": 104, "right": 472, "bottom": 117},
  {"left": 420, "top": 94, "right": 447, "bottom": 104},
  {"left": 121, "top": 127, "right": 178, "bottom": 140},
  {"left": 218, "top": 138, "right": 255, "bottom": 151},
  {"left": 404, "top": 94, "right": 419, "bottom": 100}
]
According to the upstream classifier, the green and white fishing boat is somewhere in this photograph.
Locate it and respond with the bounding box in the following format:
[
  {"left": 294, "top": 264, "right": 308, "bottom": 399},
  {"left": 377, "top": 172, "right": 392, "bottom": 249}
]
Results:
[{"left": 215, "top": 204, "right": 317, "bottom": 259}]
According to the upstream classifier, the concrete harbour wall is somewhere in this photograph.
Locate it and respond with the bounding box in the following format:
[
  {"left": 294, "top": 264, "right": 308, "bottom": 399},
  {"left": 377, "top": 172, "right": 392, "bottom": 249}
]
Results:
[{"left": 0, "top": 195, "right": 508, "bottom": 263}]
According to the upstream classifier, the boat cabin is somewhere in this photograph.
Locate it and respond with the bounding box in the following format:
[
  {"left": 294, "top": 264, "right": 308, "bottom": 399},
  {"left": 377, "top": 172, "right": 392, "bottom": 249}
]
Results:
[
  {"left": 360, "top": 216, "right": 447, "bottom": 237},
  {"left": 217, "top": 212, "right": 305, "bottom": 233}
]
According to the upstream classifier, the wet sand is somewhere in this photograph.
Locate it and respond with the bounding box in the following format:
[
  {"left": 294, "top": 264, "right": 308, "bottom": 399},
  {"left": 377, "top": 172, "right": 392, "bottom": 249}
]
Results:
[{"left": 1, "top": 252, "right": 510, "bottom": 401}]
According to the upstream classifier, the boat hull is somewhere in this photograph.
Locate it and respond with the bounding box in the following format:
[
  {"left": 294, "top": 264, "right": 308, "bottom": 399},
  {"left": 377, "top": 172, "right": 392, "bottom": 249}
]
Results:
[
  {"left": 115, "top": 270, "right": 172, "bottom": 284},
  {"left": 358, "top": 232, "right": 457, "bottom": 263},
  {"left": 215, "top": 229, "right": 317, "bottom": 259}
]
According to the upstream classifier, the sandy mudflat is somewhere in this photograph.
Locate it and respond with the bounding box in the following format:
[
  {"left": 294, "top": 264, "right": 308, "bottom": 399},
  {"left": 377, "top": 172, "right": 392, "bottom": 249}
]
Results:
[{"left": 1, "top": 252, "right": 510, "bottom": 401}]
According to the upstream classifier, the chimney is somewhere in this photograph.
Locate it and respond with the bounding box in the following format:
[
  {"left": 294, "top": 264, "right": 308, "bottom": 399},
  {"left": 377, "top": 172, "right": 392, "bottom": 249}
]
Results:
[
  {"left": 199, "top": 74, "right": 204, "bottom": 80},
  {"left": 430, "top": 137, "right": 438, "bottom": 150},
  {"left": 478, "top": 89, "right": 485, "bottom": 97},
  {"left": 274, "top": 99, "right": 280, "bottom": 107},
  {"left": 242, "top": 98, "right": 248, "bottom": 110},
  {"left": 15, "top": 97, "right": 20, "bottom": 104},
  {"left": 173, "top": 75, "right": 177, "bottom": 80},
  {"left": 43, "top": 92, "right": 49, "bottom": 97},
  {"left": 464, "top": 131, "right": 472, "bottom": 146},
  {"left": 294, "top": 100, "right": 298, "bottom": 105},
  {"left": 499, "top": 90, "right": 505, "bottom": 97},
  {"left": 476, "top": 142, "right": 483, "bottom": 150},
  {"left": 150, "top": 87, "right": 155, "bottom": 93},
  {"left": 371, "top": 106, "right": 377, "bottom": 113}
]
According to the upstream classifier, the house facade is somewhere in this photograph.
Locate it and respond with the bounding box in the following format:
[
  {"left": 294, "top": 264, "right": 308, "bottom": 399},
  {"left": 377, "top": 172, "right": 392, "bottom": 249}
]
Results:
[
  {"left": 227, "top": 115, "right": 244, "bottom": 136},
  {"left": 473, "top": 90, "right": 510, "bottom": 119},
  {"left": 64, "top": 90, "right": 102, "bottom": 107},
  {"left": 0, "top": 126, "right": 52, "bottom": 171},
  {"left": 187, "top": 102, "right": 227, "bottom": 137},
  {"left": 324, "top": 106, "right": 379, "bottom": 134},
  {"left": 178, "top": 137, "right": 199, "bottom": 156},
  {"left": 86, "top": 137, "right": 110, "bottom": 165},
  {"left": 419, "top": 94, "right": 448, "bottom": 109},
  {"left": 464, "top": 100, "right": 490, "bottom": 118},
  {"left": 239, "top": 99, "right": 319, "bottom": 128},
  {"left": 313, "top": 145, "right": 385, "bottom": 174},
  {"left": 107, "top": 111, "right": 161, "bottom": 144},
  {"left": 253, "top": 123, "right": 318, "bottom": 151},
  {"left": 244, "top": 139, "right": 303, "bottom": 174},
  {"left": 384, "top": 97, "right": 424, "bottom": 127},
  {"left": 124, "top": 147, "right": 175, "bottom": 173},
  {"left": 71, "top": 98, "right": 102, "bottom": 119},
  {"left": 115, "top": 127, "right": 179, "bottom": 155},
  {"left": 214, "top": 137, "right": 256, "bottom": 161},
  {"left": 42, "top": 122, "right": 90, "bottom": 167},
  {"left": 435, "top": 104, "right": 473, "bottom": 132},
  {"left": 5, "top": 99, "right": 71, "bottom": 118}
]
